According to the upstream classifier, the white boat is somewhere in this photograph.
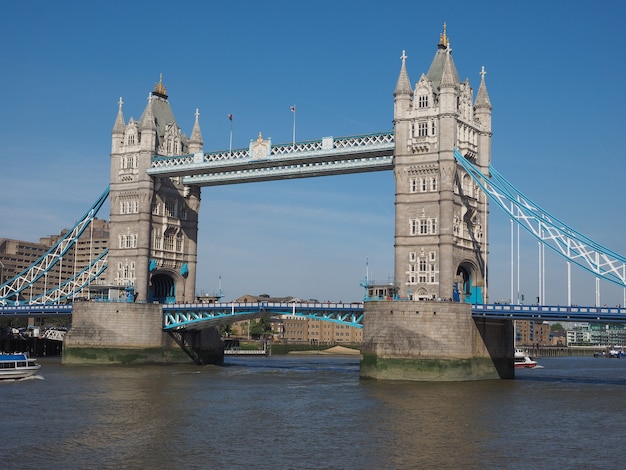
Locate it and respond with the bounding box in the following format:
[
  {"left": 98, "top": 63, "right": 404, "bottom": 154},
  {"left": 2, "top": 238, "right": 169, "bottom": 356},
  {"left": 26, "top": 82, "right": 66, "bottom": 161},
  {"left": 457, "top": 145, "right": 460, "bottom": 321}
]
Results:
[
  {"left": 0, "top": 353, "right": 41, "bottom": 380},
  {"left": 514, "top": 348, "right": 538, "bottom": 369}
]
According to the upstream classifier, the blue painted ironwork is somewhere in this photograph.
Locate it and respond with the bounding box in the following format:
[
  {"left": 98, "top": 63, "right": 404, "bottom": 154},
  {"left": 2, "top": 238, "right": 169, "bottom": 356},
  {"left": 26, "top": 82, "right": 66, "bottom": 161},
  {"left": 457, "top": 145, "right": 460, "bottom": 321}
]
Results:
[
  {"left": 472, "top": 303, "right": 626, "bottom": 323},
  {"left": 453, "top": 149, "right": 626, "bottom": 289},
  {"left": 147, "top": 132, "right": 395, "bottom": 186},
  {"left": 2, "top": 301, "right": 625, "bottom": 327},
  {"left": 0, "top": 186, "right": 110, "bottom": 305},
  {"left": 162, "top": 301, "right": 365, "bottom": 330},
  {"left": 0, "top": 304, "right": 73, "bottom": 316}
]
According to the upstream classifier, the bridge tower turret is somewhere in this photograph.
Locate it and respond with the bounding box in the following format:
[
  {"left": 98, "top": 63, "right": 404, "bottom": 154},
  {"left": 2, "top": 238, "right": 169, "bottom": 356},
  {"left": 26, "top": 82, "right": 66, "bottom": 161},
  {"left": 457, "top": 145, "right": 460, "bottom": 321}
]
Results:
[
  {"left": 392, "top": 25, "right": 491, "bottom": 303},
  {"left": 107, "top": 75, "right": 202, "bottom": 303}
]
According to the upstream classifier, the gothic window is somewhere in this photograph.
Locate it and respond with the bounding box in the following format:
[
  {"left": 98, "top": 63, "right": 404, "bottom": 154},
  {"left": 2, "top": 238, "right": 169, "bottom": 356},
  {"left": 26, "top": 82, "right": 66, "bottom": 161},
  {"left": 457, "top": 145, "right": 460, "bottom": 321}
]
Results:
[
  {"left": 430, "top": 177, "right": 438, "bottom": 192},
  {"left": 431, "top": 121, "right": 436, "bottom": 136},
  {"left": 154, "top": 234, "right": 162, "bottom": 250},
  {"left": 128, "top": 134, "right": 135, "bottom": 145},
  {"left": 429, "top": 251, "right": 436, "bottom": 262},
  {"left": 409, "top": 252, "right": 416, "bottom": 262},
  {"left": 419, "top": 259, "right": 427, "bottom": 272},
  {"left": 418, "top": 122, "right": 428, "bottom": 137},
  {"left": 419, "top": 219, "right": 428, "bottom": 235},
  {"left": 152, "top": 202, "right": 160, "bottom": 215},
  {"left": 164, "top": 234, "right": 174, "bottom": 251},
  {"left": 175, "top": 233, "right": 183, "bottom": 252},
  {"left": 430, "top": 218, "right": 437, "bottom": 234},
  {"left": 418, "top": 95, "right": 429, "bottom": 108},
  {"left": 410, "top": 178, "right": 418, "bottom": 193},
  {"left": 410, "top": 219, "right": 418, "bottom": 235},
  {"left": 165, "top": 200, "right": 176, "bottom": 218}
]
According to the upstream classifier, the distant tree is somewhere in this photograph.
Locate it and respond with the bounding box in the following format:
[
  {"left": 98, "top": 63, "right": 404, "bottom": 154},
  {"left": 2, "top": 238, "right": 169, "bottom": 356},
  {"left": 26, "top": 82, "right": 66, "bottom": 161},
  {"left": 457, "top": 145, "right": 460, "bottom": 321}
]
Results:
[
  {"left": 221, "top": 323, "right": 232, "bottom": 337},
  {"left": 249, "top": 318, "right": 272, "bottom": 339},
  {"left": 551, "top": 323, "right": 564, "bottom": 332}
]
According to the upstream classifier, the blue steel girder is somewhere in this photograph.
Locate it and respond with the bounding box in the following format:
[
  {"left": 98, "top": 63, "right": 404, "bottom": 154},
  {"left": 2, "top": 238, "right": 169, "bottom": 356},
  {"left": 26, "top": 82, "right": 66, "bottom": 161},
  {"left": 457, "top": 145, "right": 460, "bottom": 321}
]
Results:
[
  {"left": 162, "top": 302, "right": 364, "bottom": 330},
  {"left": 453, "top": 149, "right": 626, "bottom": 288},
  {"left": 472, "top": 303, "right": 626, "bottom": 323},
  {"left": 0, "top": 186, "right": 110, "bottom": 305},
  {"left": 147, "top": 132, "right": 394, "bottom": 186},
  {"left": 29, "top": 251, "right": 108, "bottom": 305}
]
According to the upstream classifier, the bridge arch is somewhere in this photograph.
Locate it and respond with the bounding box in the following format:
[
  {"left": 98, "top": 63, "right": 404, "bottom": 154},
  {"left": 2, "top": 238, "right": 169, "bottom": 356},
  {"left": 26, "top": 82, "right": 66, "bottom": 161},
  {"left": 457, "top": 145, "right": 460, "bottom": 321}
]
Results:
[
  {"left": 149, "top": 272, "right": 177, "bottom": 303},
  {"left": 455, "top": 260, "right": 483, "bottom": 303}
]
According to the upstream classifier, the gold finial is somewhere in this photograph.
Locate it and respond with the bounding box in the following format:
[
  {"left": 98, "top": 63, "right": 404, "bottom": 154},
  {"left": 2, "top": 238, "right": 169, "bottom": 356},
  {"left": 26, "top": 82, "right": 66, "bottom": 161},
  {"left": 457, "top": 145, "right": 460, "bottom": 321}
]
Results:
[
  {"left": 257, "top": 131, "right": 264, "bottom": 143},
  {"left": 439, "top": 22, "right": 449, "bottom": 48},
  {"left": 153, "top": 73, "right": 167, "bottom": 97}
]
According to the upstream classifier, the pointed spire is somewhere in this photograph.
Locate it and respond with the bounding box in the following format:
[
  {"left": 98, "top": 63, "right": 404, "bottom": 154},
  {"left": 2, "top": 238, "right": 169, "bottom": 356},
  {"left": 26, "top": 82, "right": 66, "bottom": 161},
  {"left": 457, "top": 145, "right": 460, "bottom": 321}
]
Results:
[
  {"left": 112, "top": 97, "right": 125, "bottom": 134},
  {"left": 440, "top": 49, "right": 457, "bottom": 89},
  {"left": 475, "top": 66, "right": 492, "bottom": 110},
  {"left": 141, "top": 94, "right": 156, "bottom": 131},
  {"left": 394, "top": 49, "right": 412, "bottom": 97},
  {"left": 188, "top": 108, "right": 204, "bottom": 153}
]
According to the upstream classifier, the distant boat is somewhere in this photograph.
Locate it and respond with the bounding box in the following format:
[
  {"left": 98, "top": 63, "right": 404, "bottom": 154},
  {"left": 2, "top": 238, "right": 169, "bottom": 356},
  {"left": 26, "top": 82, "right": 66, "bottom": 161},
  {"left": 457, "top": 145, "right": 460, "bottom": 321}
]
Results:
[
  {"left": 0, "top": 353, "right": 41, "bottom": 380},
  {"left": 608, "top": 349, "right": 626, "bottom": 358},
  {"left": 514, "top": 348, "right": 538, "bottom": 369}
]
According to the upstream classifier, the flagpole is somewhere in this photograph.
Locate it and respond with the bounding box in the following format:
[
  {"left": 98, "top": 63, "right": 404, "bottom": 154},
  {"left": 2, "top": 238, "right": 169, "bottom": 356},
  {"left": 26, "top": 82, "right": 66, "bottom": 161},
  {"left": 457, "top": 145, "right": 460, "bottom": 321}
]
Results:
[
  {"left": 291, "top": 105, "right": 296, "bottom": 148},
  {"left": 228, "top": 114, "right": 233, "bottom": 156}
]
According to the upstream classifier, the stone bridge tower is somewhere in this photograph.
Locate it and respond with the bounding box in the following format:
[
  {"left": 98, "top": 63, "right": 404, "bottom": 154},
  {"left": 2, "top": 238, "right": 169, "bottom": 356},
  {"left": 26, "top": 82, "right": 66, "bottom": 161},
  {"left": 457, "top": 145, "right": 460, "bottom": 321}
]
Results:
[
  {"left": 393, "top": 26, "right": 492, "bottom": 303},
  {"left": 108, "top": 76, "right": 202, "bottom": 303}
]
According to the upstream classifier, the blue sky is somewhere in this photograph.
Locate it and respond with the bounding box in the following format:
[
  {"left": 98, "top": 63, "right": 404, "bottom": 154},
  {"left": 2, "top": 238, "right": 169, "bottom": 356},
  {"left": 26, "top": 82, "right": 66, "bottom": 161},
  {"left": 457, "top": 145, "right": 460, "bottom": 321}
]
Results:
[{"left": 1, "top": 0, "right": 625, "bottom": 305}]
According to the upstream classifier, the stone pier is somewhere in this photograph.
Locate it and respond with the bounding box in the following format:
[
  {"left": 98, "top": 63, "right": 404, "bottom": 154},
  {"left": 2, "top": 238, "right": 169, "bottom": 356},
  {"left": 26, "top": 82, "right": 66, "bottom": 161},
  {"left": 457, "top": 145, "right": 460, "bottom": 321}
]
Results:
[
  {"left": 360, "top": 301, "right": 514, "bottom": 381},
  {"left": 63, "top": 302, "right": 223, "bottom": 365}
]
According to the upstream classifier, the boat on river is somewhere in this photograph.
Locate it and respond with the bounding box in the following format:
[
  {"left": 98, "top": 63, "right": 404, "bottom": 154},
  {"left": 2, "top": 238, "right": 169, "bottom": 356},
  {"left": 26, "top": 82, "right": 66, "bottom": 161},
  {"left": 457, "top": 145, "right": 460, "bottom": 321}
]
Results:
[
  {"left": 0, "top": 353, "right": 41, "bottom": 379},
  {"left": 514, "top": 348, "right": 538, "bottom": 369}
]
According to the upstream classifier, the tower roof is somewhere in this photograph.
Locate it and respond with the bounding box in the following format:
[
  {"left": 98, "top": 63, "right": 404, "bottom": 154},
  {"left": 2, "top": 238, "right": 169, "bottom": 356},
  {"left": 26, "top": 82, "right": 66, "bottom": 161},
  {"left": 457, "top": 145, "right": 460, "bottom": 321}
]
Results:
[
  {"left": 426, "top": 23, "right": 460, "bottom": 91},
  {"left": 394, "top": 50, "right": 413, "bottom": 97},
  {"left": 138, "top": 74, "right": 188, "bottom": 148}
]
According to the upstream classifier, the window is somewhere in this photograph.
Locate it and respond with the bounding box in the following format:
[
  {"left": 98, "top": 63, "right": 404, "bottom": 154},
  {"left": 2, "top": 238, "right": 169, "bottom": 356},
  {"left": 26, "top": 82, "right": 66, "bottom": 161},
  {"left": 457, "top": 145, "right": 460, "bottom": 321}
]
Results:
[
  {"left": 410, "top": 178, "right": 418, "bottom": 193},
  {"left": 165, "top": 200, "right": 176, "bottom": 218},
  {"left": 418, "top": 122, "right": 428, "bottom": 137},
  {"left": 430, "top": 177, "right": 438, "bottom": 192},
  {"left": 419, "top": 259, "right": 427, "bottom": 272},
  {"left": 418, "top": 95, "right": 429, "bottom": 108},
  {"left": 421, "top": 178, "right": 427, "bottom": 192},
  {"left": 409, "top": 252, "right": 416, "bottom": 262},
  {"left": 411, "top": 218, "right": 438, "bottom": 236},
  {"left": 419, "top": 219, "right": 428, "bottom": 235}
]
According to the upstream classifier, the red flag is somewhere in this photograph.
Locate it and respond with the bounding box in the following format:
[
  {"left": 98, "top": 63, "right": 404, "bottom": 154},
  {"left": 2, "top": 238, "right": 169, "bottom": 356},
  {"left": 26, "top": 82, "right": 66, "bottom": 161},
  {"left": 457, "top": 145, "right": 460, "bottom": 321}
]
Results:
[
  {"left": 290, "top": 106, "right": 295, "bottom": 112},
  {"left": 227, "top": 114, "right": 233, "bottom": 120}
]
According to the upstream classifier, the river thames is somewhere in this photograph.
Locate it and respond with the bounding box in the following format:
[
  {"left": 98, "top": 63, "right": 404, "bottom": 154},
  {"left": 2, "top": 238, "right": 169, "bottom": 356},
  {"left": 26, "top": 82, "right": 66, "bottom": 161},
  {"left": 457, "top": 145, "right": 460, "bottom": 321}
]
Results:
[{"left": 1, "top": 354, "right": 626, "bottom": 469}]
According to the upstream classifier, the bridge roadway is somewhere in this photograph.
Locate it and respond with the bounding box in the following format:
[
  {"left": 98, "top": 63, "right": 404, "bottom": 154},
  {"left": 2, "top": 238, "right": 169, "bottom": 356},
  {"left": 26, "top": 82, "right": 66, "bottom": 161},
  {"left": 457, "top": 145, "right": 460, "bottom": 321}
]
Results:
[{"left": 1, "top": 302, "right": 626, "bottom": 328}]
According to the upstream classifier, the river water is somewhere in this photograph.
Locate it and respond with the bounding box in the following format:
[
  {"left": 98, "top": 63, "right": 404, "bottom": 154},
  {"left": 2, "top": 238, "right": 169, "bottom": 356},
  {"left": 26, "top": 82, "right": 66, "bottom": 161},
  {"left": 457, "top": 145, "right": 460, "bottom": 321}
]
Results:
[{"left": 1, "top": 354, "right": 626, "bottom": 469}]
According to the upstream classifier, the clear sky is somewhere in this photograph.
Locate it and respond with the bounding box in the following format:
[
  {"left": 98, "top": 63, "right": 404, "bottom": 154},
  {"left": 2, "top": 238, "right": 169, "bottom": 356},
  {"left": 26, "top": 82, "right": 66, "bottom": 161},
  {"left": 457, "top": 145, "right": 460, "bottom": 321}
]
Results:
[{"left": 1, "top": 0, "right": 625, "bottom": 305}]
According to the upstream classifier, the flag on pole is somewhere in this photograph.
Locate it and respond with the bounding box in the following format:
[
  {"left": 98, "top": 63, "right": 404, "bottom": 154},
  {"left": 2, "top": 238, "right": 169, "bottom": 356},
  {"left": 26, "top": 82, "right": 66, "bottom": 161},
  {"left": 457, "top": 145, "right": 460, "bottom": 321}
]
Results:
[
  {"left": 290, "top": 106, "right": 295, "bottom": 112},
  {"left": 227, "top": 114, "right": 233, "bottom": 121}
]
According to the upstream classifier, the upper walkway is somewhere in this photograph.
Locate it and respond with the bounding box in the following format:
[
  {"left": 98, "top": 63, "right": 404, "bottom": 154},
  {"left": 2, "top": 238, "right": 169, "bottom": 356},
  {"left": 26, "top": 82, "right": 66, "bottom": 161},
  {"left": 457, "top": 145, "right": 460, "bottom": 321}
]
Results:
[{"left": 147, "top": 132, "right": 395, "bottom": 185}]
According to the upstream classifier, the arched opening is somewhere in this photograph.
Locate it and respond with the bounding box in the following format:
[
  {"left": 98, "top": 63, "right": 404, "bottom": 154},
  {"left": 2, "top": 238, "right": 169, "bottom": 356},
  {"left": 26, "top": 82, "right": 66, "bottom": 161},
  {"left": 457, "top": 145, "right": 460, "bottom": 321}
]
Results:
[
  {"left": 149, "top": 273, "right": 176, "bottom": 304},
  {"left": 455, "top": 263, "right": 483, "bottom": 304}
]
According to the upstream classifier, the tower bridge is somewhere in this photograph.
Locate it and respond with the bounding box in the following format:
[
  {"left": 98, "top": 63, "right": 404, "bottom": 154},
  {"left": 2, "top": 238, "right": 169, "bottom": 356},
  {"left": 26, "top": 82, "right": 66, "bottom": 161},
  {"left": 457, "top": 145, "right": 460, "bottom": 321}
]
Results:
[{"left": 2, "top": 26, "right": 625, "bottom": 380}]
